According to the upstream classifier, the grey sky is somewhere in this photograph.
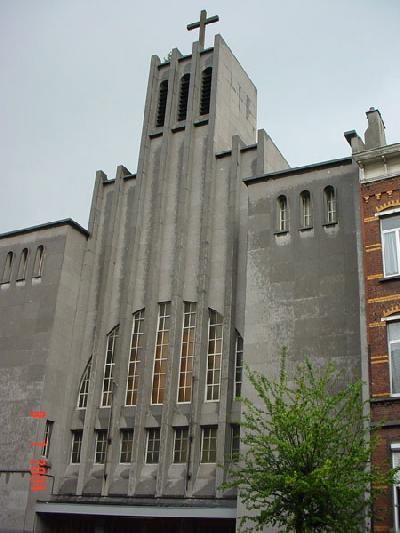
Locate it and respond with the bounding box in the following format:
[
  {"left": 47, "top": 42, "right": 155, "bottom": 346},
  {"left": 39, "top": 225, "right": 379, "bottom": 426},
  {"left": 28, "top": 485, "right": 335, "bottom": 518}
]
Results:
[{"left": 1, "top": 0, "right": 399, "bottom": 234}]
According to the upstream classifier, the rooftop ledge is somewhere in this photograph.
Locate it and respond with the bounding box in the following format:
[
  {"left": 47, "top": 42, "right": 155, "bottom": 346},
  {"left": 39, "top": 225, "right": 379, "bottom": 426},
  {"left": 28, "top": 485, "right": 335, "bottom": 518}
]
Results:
[
  {"left": 0, "top": 218, "right": 89, "bottom": 240},
  {"left": 243, "top": 156, "right": 353, "bottom": 185}
]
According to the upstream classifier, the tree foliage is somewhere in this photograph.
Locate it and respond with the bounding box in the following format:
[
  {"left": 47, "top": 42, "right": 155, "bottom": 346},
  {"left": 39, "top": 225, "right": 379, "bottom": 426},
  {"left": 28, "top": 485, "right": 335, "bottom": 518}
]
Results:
[{"left": 224, "top": 350, "right": 396, "bottom": 532}]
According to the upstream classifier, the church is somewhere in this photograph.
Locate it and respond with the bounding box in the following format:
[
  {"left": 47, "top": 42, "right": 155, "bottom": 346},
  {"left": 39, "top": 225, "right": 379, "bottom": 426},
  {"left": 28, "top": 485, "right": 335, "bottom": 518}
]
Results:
[{"left": 1, "top": 10, "right": 399, "bottom": 533}]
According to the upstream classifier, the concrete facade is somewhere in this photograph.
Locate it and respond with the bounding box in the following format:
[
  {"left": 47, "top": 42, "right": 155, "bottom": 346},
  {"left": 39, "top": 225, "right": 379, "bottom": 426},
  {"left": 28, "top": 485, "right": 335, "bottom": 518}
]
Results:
[{"left": 0, "top": 29, "right": 378, "bottom": 533}]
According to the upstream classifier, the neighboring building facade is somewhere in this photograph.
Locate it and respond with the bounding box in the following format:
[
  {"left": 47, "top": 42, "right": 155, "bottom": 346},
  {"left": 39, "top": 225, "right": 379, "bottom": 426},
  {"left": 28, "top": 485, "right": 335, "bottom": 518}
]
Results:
[
  {"left": 0, "top": 26, "right": 396, "bottom": 533},
  {"left": 348, "top": 111, "right": 400, "bottom": 533}
]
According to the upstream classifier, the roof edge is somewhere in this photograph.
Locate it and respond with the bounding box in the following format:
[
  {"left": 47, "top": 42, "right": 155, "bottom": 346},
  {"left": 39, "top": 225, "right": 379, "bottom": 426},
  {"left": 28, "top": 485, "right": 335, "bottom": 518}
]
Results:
[
  {"left": 244, "top": 156, "right": 353, "bottom": 185},
  {"left": 0, "top": 219, "right": 89, "bottom": 240}
]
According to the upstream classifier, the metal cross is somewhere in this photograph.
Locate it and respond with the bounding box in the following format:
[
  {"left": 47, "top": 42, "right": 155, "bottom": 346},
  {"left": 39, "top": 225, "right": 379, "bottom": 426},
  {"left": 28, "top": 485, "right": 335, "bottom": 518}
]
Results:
[{"left": 187, "top": 10, "right": 219, "bottom": 50}]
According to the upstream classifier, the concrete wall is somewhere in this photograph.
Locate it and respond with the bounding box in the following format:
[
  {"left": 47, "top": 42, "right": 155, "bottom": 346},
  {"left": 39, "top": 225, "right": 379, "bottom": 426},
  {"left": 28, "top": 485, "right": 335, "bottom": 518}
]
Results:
[
  {"left": 241, "top": 159, "right": 362, "bottom": 531},
  {"left": 0, "top": 223, "right": 87, "bottom": 531}
]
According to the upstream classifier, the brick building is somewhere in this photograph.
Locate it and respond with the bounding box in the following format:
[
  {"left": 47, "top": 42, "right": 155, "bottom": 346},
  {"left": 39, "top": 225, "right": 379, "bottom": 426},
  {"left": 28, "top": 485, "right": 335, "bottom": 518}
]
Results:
[{"left": 348, "top": 109, "right": 400, "bottom": 532}]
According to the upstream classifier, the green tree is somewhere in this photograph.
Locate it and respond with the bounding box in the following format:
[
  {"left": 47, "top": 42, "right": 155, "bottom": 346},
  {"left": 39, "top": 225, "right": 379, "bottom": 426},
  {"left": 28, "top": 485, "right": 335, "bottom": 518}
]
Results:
[{"left": 224, "top": 351, "right": 396, "bottom": 532}]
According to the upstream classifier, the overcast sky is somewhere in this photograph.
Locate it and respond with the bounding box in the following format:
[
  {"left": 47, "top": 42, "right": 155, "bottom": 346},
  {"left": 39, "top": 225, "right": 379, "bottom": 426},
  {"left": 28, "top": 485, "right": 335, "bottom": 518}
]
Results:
[{"left": 1, "top": 0, "right": 399, "bottom": 234}]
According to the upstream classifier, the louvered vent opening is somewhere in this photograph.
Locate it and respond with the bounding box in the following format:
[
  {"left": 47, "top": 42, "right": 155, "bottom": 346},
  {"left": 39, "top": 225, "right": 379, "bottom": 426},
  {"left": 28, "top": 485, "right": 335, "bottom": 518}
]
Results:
[
  {"left": 156, "top": 80, "right": 169, "bottom": 128},
  {"left": 200, "top": 67, "right": 212, "bottom": 116},
  {"left": 177, "top": 74, "right": 190, "bottom": 122}
]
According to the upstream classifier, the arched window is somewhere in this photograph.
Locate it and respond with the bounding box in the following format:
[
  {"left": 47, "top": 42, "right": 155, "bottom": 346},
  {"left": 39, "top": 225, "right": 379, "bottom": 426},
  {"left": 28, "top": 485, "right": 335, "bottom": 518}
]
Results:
[
  {"left": 177, "top": 74, "right": 190, "bottom": 122},
  {"left": 324, "top": 186, "right": 337, "bottom": 224},
  {"left": 1, "top": 252, "right": 14, "bottom": 284},
  {"left": 17, "top": 248, "right": 28, "bottom": 281},
  {"left": 77, "top": 357, "right": 92, "bottom": 409},
  {"left": 277, "top": 195, "right": 288, "bottom": 232},
  {"left": 33, "top": 245, "right": 45, "bottom": 278},
  {"left": 156, "top": 80, "right": 168, "bottom": 128},
  {"left": 300, "top": 190, "right": 312, "bottom": 228},
  {"left": 125, "top": 309, "right": 145, "bottom": 406},
  {"left": 200, "top": 67, "right": 212, "bottom": 116},
  {"left": 101, "top": 326, "right": 119, "bottom": 407}
]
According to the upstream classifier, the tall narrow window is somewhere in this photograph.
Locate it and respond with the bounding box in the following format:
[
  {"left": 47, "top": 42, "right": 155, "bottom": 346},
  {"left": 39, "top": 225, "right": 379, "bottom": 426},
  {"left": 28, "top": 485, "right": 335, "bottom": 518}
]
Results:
[
  {"left": 177, "top": 73, "right": 190, "bottom": 122},
  {"left": 16, "top": 248, "right": 28, "bottom": 281},
  {"left": 200, "top": 67, "right": 212, "bottom": 116},
  {"left": 230, "top": 425, "right": 240, "bottom": 461},
  {"left": 300, "top": 190, "right": 312, "bottom": 228},
  {"left": 392, "top": 444, "right": 400, "bottom": 529},
  {"left": 70, "top": 430, "right": 83, "bottom": 464},
  {"left": 324, "top": 186, "right": 337, "bottom": 224},
  {"left": 41, "top": 420, "right": 54, "bottom": 458},
  {"left": 234, "top": 333, "right": 243, "bottom": 399},
  {"left": 151, "top": 303, "right": 171, "bottom": 405},
  {"left": 1, "top": 252, "right": 14, "bottom": 283},
  {"left": 277, "top": 195, "right": 288, "bottom": 232},
  {"left": 77, "top": 357, "right": 92, "bottom": 409},
  {"left": 206, "top": 309, "right": 223, "bottom": 402},
  {"left": 381, "top": 214, "right": 400, "bottom": 278},
  {"left": 125, "top": 310, "right": 145, "bottom": 406},
  {"left": 120, "top": 429, "right": 134, "bottom": 464},
  {"left": 173, "top": 427, "right": 189, "bottom": 464},
  {"left": 388, "top": 322, "right": 400, "bottom": 396},
  {"left": 145, "top": 428, "right": 160, "bottom": 464},
  {"left": 156, "top": 80, "right": 168, "bottom": 128},
  {"left": 177, "top": 302, "right": 197, "bottom": 403},
  {"left": 101, "top": 326, "right": 119, "bottom": 407},
  {"left": 94, "top": 429, "right": 108, "bottom": 464},
  {"left": 201, "top": 426, "right": 217, "bottom": 463},
  {"left": 33, "top": 245, "right": 45, "bottom": 278}
]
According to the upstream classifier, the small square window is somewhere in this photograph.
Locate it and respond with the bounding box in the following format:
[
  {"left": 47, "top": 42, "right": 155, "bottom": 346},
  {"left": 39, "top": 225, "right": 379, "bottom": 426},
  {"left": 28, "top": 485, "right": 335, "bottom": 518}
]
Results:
[
  {"left": 230, "top": 425, "right": 240, "bottom": 461},
  {"left": 120, "top": 429, "right": 134, "bottom": 464},
  {"left": 173, "top": 427, "right": 189, "bottom": 463},
  {"left": 71, "top": 430, "right": 83, "bottom": 464},
  {"left": 146, "top": 428, "right": 160, "bottom": 464},
  {"left": 201, "top": 426, "right": 217, "bottom": 463},
  {"left": 95, "top": 430, "right": 108, "bottom": 464}
]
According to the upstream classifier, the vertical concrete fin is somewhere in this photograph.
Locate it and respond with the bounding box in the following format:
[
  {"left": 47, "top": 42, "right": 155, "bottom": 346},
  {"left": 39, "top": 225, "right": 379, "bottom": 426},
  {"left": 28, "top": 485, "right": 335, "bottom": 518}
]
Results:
[
  {"left": 88, "top": 170, "right": 107, "bottom": 235},
  {"left": 256, "top": 128, "right": 290, "bottom": 175}
]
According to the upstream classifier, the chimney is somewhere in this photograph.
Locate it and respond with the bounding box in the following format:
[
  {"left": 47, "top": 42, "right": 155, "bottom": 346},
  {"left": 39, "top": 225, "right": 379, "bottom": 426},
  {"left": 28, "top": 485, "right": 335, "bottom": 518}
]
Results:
[
  {"left": 364, "top": 107, "right": 386, "bottom": 149},
  {"left": 344, "top": 130, "right": 365, "bottom": 154}
]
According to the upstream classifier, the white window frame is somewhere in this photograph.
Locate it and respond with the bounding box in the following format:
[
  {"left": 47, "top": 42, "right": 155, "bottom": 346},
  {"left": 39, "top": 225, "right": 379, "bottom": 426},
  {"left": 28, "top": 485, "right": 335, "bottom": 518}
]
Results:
[
  {"left": 77, "top": 358, "right": 92, "bottom": 409},
  {"left": 324, "top": 186, "right": 337, "bottom": 224},
  {"left": 100, "top": 327, "right": 119, "bottom": 407},
  {"left": 177, "top": 302, "right": 197, "bottom": 404},
  {"left": 234, "top": 333, "right": 243, "bottom": 400},
  {"left": 145, "top": 428, "right": 161, "bottom": 464},
  {"left": 381, "top": 215, "right": 400, "bottom": 279},
  {"left": 173, "top": 427, "right": 189, "bottom": 464},
  {"left": 388, "top": 321, "right": 400, "bottom": 397},
  {"left": 151, "top": 303, "right": 171, "bottom": 405},
  {"left": 94, "top": 429, "right": 108, "bottom": 465},
  {"left": 205, "top": 310, "right": 223, "bottom": 402},
  {"left": 70, "top": 430, "right": 83, "bottom": 464},
  {"left": 125, "top": 309, "right": 145, "bottom": 406},
  {"left": 200, "top": 426, "right": 217, "bottom": 464},
  {"left": 119, "top": 429, "right": 134, "bottom": 464},
  {"left": 278, "top": 196, "right": 288, "bottom": 232},
  {"left": 392, "top": 443, "right": 400, "bottom": 532},
  {"left": 301, "top": 191, "right": 312, "bottom": 228}
]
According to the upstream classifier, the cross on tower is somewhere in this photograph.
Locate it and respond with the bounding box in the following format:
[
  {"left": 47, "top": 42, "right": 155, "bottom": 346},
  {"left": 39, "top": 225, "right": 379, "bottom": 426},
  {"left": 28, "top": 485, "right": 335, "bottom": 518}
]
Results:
[{"left": 187, "top": 10, "right": 219, "bottom": 50}]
